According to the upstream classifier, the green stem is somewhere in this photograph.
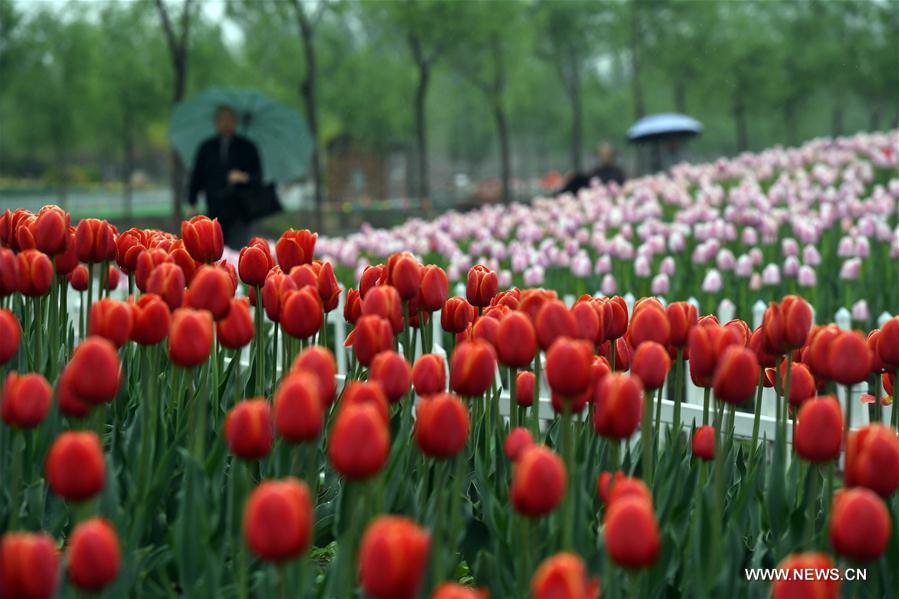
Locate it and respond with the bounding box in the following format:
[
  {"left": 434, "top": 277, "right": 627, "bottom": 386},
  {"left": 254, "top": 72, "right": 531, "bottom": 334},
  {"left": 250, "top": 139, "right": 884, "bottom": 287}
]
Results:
[
  {"left": 750, "top": 370, "right": 764, "bottom": 451},
  {"left": 531, "top": 355, "right": 541, "bottom": 437},
  {"left": 672, "top": 349, "right": 683, "bottom": 439},
  {"left": 642, "top": 391, "right": 653, "bottom": 484},
  {"left": 805, "top": 463, "right": 821, "bottom": 545},
  {"left": 560, "top": 404, "right": 573, "bottom": 549}
]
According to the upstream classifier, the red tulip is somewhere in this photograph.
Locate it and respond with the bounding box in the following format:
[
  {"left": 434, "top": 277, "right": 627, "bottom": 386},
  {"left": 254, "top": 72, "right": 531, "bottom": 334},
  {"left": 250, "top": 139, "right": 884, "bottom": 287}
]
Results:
[
  {"left": 288, "top": 263, "right": 317, "bottom": 290},
  {"left": 691, "top": 425, "right": 715, "bottom": 461},
  {"left": 845, "top": 424, "right": 899, "bottom": 497},
  {"left": 600, "top": 337, "right": 633, "bottom": 372},
  {"left": 606, "top": 476, "right": 653, "bottom": 506},
  {"left": 281, "top": 286, "right": 324, "bottom": 340},
  {"left": 503, "top": 427, "right": 534, "bottom": 462},
  {"left": 358, "top": 516, "right": 430, "bottom": 599},
  {"left": 275, "top": 228, "right": 316, "bottom": 272},
  {"left": 593, "top": 373, "right": 643, "bottom": 439},
  {"left": 535, "top": 299, "right": 577, "bottom": 350},
  {"left": 430, "top": 583, "right": 488, "bottom": 599},
  {"left": 491, "top": 287, "right": 521, "bottom": 310},
  {"left": 168, "top": 308, "right": 213, "bottom": 367},
  {"left": 495, "top": 311, "right": 537, "bottom": 368},
  {"left": 827, "top": 330, "right": 872, "bottom": 385},
  {"left": 370, "top": 350, "right": 411, "bottom": 403},
  {"left": 772, "top": 553, "right": 839, "bottom": 599},
  {"left": 603, "top": 296, "right": 629, "bottom": 340},
  {"left": 466, "top": 264, "right": 498, "bottom": 307},
  {"left": 54, "top": 229, "right": 78, "bottom": 276},
  {"left": 518, "top": 289, "right": 556, "bottom": 323},
  {"left": 314, "top": 261, "right": 341, "bottom": 312},
  {"left": 57, "top": 366, "right": 92, "bottom": 418},
  {"left": 68, "top": 337, "right": 121, "bottom": 404},
  {"left": 362, "top": 284, "right": 403, "bottom": 334},
  {"left": 290, "top": 346, "right": 337, "bottom": 407},
  {"left": 1, "top": 372, "right": 51, "bottom": 429},
  {"left": 32, "top": 205, "right": 68, "bottom": 255},
  {"left": 829, "top": 488, "right": 891, "bottom": 561},
  {"left": 793, "top": 396, "right": 843, "bottom": 462},
  {"left": 181, "top": 215, "right": 223, "bottom": 263},
  {"left": 471, "top": 315, "right": 499, "bottom": 349},
  {"left": 328, "top": 403, "right": 390, "bottom": 480},
  {"left": 763, "top": 295, "right": 812, "bottom": 354},
  {"left": 412, "top": 354, "right": 446, "bottom": 396},
  {"left": 46, "top": 431, "right": 105, "bottom": 501},
  {"left": 243, "top": 478, "right": 312, "bottom": 561},
  {"left": 438, "top": 297, "right": 473, "bottom": 335},
  {"left": 866, "top": 330, "right": 887, "bottom": 375},
  {"left": 134, "top": 248, "right": 173, "bottom": 292},
  {"left": 216, "top": 297, "right": 254, "bottom": 349},
  {"left": 0, "top": 532, "right": 60, "bottom": 599},
  {"left": 515, "top": 370, "right": 535, "bottom": 407},
  {"left": 628, "top": 302, "right": 670, "bottom": 347},
  {"left": 419, "top": 265, "right": 448, "bottom": 311},
  {"left": 531, "top": 552, "right": 599, "bottom": 599},
  {"left": 0, "top": 248, "right": 20, "bottom": 296},
  {"left": 186, "top": 265, "right": 233, "bottom": 320},
  {"left": 169, "top": 240, "right": 198, "bottom": 285},
  {"left": 414, "top": 393, "right": 469, "bottom": 458},
  {"left": 344, "top": 288, "right": 363, "bottom": 325},
  {"left": 630, "top": 341, "right": 671, "bottom": 390},
  {"left": 603, "top": 495, "right": 660, "bottom": 568},
  {"left": 238, "top": 238, "right": 274, "bottom": 287},
  {"left": 261, "top": 271, "right": 296, "bottom": 322},
  {"left": 88, "top": 298, "right": 133, "bottom": 348},
  {"left": 805, "top": 324, "right": 841, "bottom": 380},
  {"left": 878, "top": 316, "right": 899, "bottom": 368},
  {"left": 346, "top": 315, "right": 394, "bottom": 367},
  {"left": 67, "top": 518, "right": 120, "bottom": 591},
  {"left": 359, "top": 264, "right": 385, "bottom": 298},
  {"left": 17, "top": 250, "right": 53, "bottom": 296},
  {"left": 0, "top": 309, "right": 21, "bottom": 364},
  {"left": 450, "top": 339, "right": 497, "bottom": 397},
  {"left": 274, "top": 370, "right": 323, "bottom": 443},
  {"left": 114, "top": 227, "right": 146, "bottom": 273},
  {"left": 147, "top": 262, "right": 185, "bottom": 311},
  {"left": 545, "top": 337, "right": 593, "bottom": 399},
  {"left": 511, "top": 445, "right": 566, "bottom": 517},
  {"left": 570, "top": 300, "right": 602, "bottom": 344},
  {"left": 666, "top": 301, "right": 697, "bottom": 348},
  {"left": 129, "top": 294, "right": 170, "bottom": 346},
  {"left": 75, "top": 218, "right": 115, "bottom": 263},
  {"left": 385, "top": 252, "right": 421, "bottom": 300},
  {"left": 341, "top": 381, "right": 389, "bottom": 425},
  {"left": 712, "top": 346, "right": 759, "bottom": 404},
  {"left": 68, "top": 264, "right": 89, "bottom": 291},
  {"left": 225, "top": 399, "right": 273, "bottom": 460}
]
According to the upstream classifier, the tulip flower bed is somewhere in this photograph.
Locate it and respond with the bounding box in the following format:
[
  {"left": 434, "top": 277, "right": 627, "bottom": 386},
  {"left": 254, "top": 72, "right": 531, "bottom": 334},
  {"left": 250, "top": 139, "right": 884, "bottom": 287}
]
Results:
[{"left": 1, "top": 133, "right": 899, "bottom": 599}]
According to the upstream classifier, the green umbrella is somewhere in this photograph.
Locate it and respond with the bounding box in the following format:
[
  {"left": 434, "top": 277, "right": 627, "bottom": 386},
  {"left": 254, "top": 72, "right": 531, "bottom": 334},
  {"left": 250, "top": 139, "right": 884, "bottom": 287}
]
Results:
[{"left": 169, "top": 87, "right": 312, "bottom": 184}]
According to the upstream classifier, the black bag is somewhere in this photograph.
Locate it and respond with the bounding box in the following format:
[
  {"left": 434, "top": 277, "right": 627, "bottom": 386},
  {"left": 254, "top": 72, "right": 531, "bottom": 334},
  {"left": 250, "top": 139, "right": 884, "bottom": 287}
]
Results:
[{"left": 235, "top": 183, "right": 283, "bottom": 222}]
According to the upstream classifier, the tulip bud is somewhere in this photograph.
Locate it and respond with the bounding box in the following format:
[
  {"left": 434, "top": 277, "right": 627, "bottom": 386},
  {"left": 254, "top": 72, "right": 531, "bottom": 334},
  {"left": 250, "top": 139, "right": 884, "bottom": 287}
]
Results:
[
  {"left": 691, "top": 425, "right": 715, "bottom": 461},
  {"left": 763, "top": 295, "right": 812, "bottom": 354},
  {"left": 0, "top": 309, "right": 21, "bottom": 364},
  {"left": 419, "top": 265, "right": 448, "bottom": 312},
  {"left": 281, "top": 286, "right": 324, "bottom": 340},
  {"left": 75, "top": 218, "right": 115, "bottom": 263},
  {"left": 362, "top": 284, "right": 403, "bottom": 334},
  {"left": 414, "top": 393, "right": 469, "bottom": 458},
  {"left": 829, "top": 488, "right": 891, "bottom": 561},
  {"left": 772, "top": 553, "right": 840, "bottom": 599},
  {"left": 243, "top": 478, "right": 312, "bottom": 561},
  {"left": 358, "top": 516, "right": 430, "bottom": 599},
  {"left": 328, "top": 403, "right": 390, "bottom": 480},
  {"left": 128, "top": 293, "right": 171, "bottom": 346},
  {"left": 57, "top": 366, "right": 92, "bottom": 418},
  {"left": 346, "top": 315, "right": 394, "bottom": 367},
  {"left": 370, "top": 350, "right": 411, "bottom": 403},
  {"left": 845, "top": 424, "right": 899, "bottom": 497},
  {"left": 511, "top": 445, "right": 566, "bottom": 517},
  {"left": 0, "top": 248, "right": 20, "bottom": 296},
  {"left": 168, "top": 308, "right": 213, "bottom": 367},
  {"left": 503, "top": 427, "right": 534, "bottom": 462},
  {"left": 495, "top": 311, "right": 537, "bottom": 368},
  {"left": 359, "top": 264, "right": 384, "bottom": 298},
  {"left": 603, "top": 495, "right": 660, "bottom": 568},
  {"left": 46, "top": 431, "right": 105, "bottom": 501},
  {"left": 261, "top": 271, "right": 296, "bottom": 322},
  {"left": 878, "top": 317, "right": 899, "bottom": 368},
  {"left": 712, "top": 346, "right": 759, "bottom": 404},
  {"left": 629, "top": 302, "right": 670, "bottom": 347},
  {"left": 344, "top": 288, "right": 362, "bottom": 325},
  {"left": 147, "top": 262, "right": 186, "bottom": 311},
  {"left": 274, "top": 370, "right": 323, "bottom": 443},
  {"left": 1, "top": 372, "right": 52, "bottom": 429},
  {"left": 290, "top": 346, "right": 337, "bottom": 407},
  {"left": 238, "top": 238, "right": 274, "bottom": 287},
  {"left": 0, "top": 532, "right": 60, "bottom": 599},
  {"left": 17, "top": 249, "right": 53, "bottom": 296},
  {"left": 441, "top": 296, "right": 477, "bottom": 334},
  {"left": 450, "top": 339, "right": 497, "bottom": 397},
  {"left": 181, "top": 216, "right": 224, "bottom": 263},
  {"left": 518, "top": 289, "right": 556, "bottom": 322},
  {"left": 535, "top": 300, "right": 577, "bottom": 351},
  {"left": 315, "top": 261, "right": 341, "bottom": 312},
  {"left": 68, "top": 264, "right": 89, "bottom": 291},
  {"left": 630, "top": 341, "right": 671, "bottom": 390},
  {"left": 794, "top": 395, "right": 843, "bottom": 463},
  {"left": 67, "top": 518, "right": 120, "bottom": 591},
  {"left": 749, "top": 326, "right": 777, "bottom": 368},
  {"left": 385, "top": 252, "right": 422, "bottom": 300},
  {"left": 135, "top": 248, "right": 174, "bottom": 292},
  {"left": 52, "top": 229, "right": 77, "bottom": 277},
  {"left": 515, "top": 370, "right": 535, "bottom": 407},
  {"left": 545, "top": 337, "right": 593, "bottom": 399},
  {"left": 31, "top": 205, "right": 68, "bottom": 256},
  {"left": 466, "top": 264, "right": 498, "bottom": 307},
  {"left": 275, "top": 228, "right": 317, "bottom": 272},
  {"left": 666, "top": 301, "right": 697, "bottom": 348},
  {"left": 431, "top": 583, "right": 488, "bottom": 599},
  {"left": 826, "top": 330, "right": 872, "bottom": 385},
  {"left": 185, "top": 265, "right": 233, "bottom": 320},
  {"left": 88, "top": 298, "right": 133, "bottom": 348},
  {"left": 412, "top": 354, "right": 446, "bottom": 396},
  {"left": 114, "top": 228, "right": 146, "bottom": 273},
  {"left": 531, "top": 552, "right": 599, "bottom": 599},
  {"left": 593, "top": 373, "right": 643, "bottom": 439},
  {"left": 602, "top": 296, "right": 629, "bottom": 340},
  {"left": 225, "top": 399, "right": 273, "bottom": 460},
  {"left": 68, "top": 337, "right": 121, "bottom": 404},
  {"left": 606, "top": 476, "right": 653, "bottom": 506},
  {"left": 216, "top": 297, "right": 254, "bottom": 349}
]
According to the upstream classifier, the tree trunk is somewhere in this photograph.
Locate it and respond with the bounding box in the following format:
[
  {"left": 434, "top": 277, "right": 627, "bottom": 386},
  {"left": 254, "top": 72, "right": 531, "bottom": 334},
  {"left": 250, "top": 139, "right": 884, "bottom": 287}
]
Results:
[
  {"left": 170, "top": 57, "right": 187, "bottom": 222},
  {"left": 414, "top": 61, "right": 430, "bottom": 203},
  {"left": 630, "top": 2, "right": 645, "bottom": 121},
  {"left": 493, "top": 101, "right": 511, "bottom": 204}
]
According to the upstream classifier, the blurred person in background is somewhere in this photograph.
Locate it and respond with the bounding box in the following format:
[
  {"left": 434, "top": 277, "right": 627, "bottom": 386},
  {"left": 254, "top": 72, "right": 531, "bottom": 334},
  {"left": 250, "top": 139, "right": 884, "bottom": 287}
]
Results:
[
  {"left": 557, "top": 141, "right": 626, "bottom": 195},
  {"left": 188, "top": 105, "right": 261, "bottom": 247}
]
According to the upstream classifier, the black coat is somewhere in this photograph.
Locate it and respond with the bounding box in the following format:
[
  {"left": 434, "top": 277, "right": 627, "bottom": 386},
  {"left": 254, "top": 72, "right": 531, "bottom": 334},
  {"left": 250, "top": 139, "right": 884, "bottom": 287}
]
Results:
[{"left": 188, "top": 135, "right": 262, "bottom": 222}]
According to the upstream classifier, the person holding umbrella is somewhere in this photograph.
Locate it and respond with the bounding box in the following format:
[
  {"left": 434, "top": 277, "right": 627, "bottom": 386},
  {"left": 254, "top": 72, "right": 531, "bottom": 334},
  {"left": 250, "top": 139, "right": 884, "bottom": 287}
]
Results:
[{"left": 188, "top": 105, "right": 262, "bottom": 247}]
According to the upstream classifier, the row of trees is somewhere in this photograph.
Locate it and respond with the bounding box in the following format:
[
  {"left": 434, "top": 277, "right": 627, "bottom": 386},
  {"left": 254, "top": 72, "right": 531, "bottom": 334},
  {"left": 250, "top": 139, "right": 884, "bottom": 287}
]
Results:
[{"left": 1, "top": 0, "right": 896, "bottom": 217}]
